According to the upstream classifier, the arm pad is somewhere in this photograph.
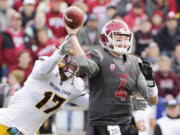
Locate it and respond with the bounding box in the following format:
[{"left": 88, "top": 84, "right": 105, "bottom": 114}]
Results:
[{"left": 76, "top": 55, "right": 99, "bottom": 78}]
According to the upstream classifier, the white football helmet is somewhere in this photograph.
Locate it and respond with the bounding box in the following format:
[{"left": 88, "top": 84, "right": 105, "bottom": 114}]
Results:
[{"left": 100, "top": 20, "right": 133, "bottom": 55}]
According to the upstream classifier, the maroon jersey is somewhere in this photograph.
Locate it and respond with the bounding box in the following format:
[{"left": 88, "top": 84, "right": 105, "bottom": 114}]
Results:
[{"left": 154, "top": 71, "right": 180, "bottom": 97}]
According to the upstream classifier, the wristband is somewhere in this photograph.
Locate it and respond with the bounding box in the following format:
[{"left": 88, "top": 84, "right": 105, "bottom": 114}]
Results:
[
  {"left": 146, "top": 80, "right": 155, "bottom": 87},
  {"left": 146, "top": 85, "right": 158, "bottom": 97}
]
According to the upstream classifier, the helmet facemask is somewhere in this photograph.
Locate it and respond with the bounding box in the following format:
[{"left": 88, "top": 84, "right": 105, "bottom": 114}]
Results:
[
  {"left": 62, "top": 62, "right": 79, "bottom": 78},
  {"left": 100, "top": 20, "right": 133, "bottom": 55},
  {"left": 104, "top": 32, "right": 132, "bottom": 55},
  {"left": 58, "top": 55, "right": 79, "bottom": 78}
]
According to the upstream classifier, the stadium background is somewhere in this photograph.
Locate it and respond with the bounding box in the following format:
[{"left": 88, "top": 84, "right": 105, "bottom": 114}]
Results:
[{"left": 0, "top": 0, "right": 180, "bottom": 134}]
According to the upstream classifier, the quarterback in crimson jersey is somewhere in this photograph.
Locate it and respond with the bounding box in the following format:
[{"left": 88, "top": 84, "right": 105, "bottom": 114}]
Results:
[
  {"left": 0, "top": 39, "right": 89, "bottom": 135},
  {"left": 65, "top": 19, "right": 158, "bottom": 135}
]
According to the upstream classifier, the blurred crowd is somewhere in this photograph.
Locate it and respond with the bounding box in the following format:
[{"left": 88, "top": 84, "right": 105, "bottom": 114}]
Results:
[{"left": 0, "top": 0, "right": 180, "bottom": 134}]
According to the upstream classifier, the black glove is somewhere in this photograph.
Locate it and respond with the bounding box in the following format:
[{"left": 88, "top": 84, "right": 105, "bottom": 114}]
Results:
[
  {"left": 132, "top": 96, "right": 147, "bottom": 110},
  {"left": 138, "top": 57, "right": 154, "bottom": 80},
  {"left": 138, "top": 57, "right": 155, "bottom": 87}
]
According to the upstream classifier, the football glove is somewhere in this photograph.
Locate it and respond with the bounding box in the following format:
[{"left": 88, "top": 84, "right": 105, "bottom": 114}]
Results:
[
  {"left": 138, "top": 57, "right": 155, "bottom": 87},
  {"left": 58, "top": 35, "right": 72, "bottom": 56},
  {"left": 132, "top": 96, "right": 147, "bottom": 110}
]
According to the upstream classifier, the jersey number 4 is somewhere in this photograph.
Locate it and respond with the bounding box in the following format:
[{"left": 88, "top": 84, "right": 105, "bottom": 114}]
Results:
[
  {"left": 35, "top": 91, "right": 65, "bottom": 113},
  {"left": 115, "top": 76, "right": 127, "bottom": 101}
]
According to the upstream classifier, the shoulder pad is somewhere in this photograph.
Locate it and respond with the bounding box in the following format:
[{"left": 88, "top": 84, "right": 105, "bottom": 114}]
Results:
[
  {"left": 128, "top": 54, "right": 142, "bottom": 63},
  {"left": 34, "top": 56, "right": 49, "bottom": 67}
]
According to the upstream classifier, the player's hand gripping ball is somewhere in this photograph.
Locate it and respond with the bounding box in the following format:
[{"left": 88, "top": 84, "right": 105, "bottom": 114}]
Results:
[{"left": 64, "top": 6, "right": 84, "bottom": 29}]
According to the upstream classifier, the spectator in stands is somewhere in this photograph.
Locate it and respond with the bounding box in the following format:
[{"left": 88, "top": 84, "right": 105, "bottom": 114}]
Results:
[
  {"left": 154, "top": 99, "right": 180, "bottom": 135},
  {"left": 133, "top": 105, "right": 156, "bottom": 135},
  {"left": 8, "top": 50, "right": 32, "bottom": 86},
  {"left": 171, "top": 43, "right": 180, "bottom": 79},
  {"left": 151, "top": 10, "right": 163, "bottom": 36},
  {"left": 145, "top": 42, "right": 160, "bottom": 72},
  {"left": 77, "top": 15, "right": 100, "bottom": 52},
  {"left": 0, "top": 0, "right": 14, "bottom": 31},
  {"left": 112, "top": 13, "right": 123, "bottom": 20},
  {"left": 134, "top": 19, "right": 153, "bottom": 56},
  {"left": 98, "top": 4, "right": 117, "bottom": 33},
  {"left": 33, "top": 28, "right": 59, "bottom": 60},
  {"left": 154, "top": 11, "right": 180, "bottom": 56},
  {"left": 0, "top": 12, "right": 32, "bottom": 69},
  {"left": 154, "top": 56, "right": 180, "bottom": 98},
  {"left": 124, "top": 1, "right": 148, "bottom": 32},
  {"left": 25, "top": 11, "right": 53, "bottom": 40},
  {"left": 116, "top": 0, "right": 132, "bottom": 17},
  {"left": 8, "top": 69, "right": 25, "bottom": 92},
  {"left": 46, "top": 0, "right": 66, "bottom": 42},
  {"left": 36, "top": 0, "right": 52, "bottom": 13},
  {"left": 176, "top": 0, "right": 180, "bottom": 13},
  {"left": 86, "top": 0, "right": 111, "bottom": 21},
  {"left": 13, "top": 0, "right": 40, "bottom": 12},
  {"left": 145, "top": 0, "right": 169, "bottom": 19},
  {"left": 21, "top": 0, "right": 36, "bottom": 28}
]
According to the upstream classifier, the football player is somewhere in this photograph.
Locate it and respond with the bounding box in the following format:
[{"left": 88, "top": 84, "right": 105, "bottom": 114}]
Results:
[
  {"left": 133, "top": 104, "right": 156, "bottom": 135},
  {"left": 0, "top": 38, "right": 89, "bottom": 135},
  {"left": 64, "top": 20, "right": 158, "bottom": 135}
]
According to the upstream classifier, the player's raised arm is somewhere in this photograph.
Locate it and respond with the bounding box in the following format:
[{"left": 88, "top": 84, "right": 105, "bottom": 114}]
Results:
[
  {"left": 137, "top": 58, "right": 158, "bottom": 105},
  {"left": 64, "top": 25, "right": 99, "bottom": 78},
  {"left": 32, "top": 38, "right": 71, "bottom": 78}
]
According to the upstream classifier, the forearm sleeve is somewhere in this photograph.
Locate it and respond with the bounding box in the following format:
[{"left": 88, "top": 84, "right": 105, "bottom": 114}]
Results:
[
  {"left": 70, "top": 94, "right": 89, "bottom": 109},
  {"left": 33, "top": 51, "right": 63, "bottom": 78},
  {"left": 76, "top": 55, "right": 99, "bottom": 78}
]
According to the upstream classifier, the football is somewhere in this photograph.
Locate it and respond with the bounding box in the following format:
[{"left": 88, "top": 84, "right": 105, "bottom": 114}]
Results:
[{"left": 64, "top": 6, "right": 84, "bottom": 29}]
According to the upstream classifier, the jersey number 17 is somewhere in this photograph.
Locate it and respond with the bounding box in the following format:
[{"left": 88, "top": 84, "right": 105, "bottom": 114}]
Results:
[{"left": 35, "top": 91, "right": 65, "bottom": 114}]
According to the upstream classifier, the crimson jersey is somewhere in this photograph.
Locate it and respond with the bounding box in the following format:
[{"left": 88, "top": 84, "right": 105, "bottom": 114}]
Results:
[
  {"left": 86, "top": 48, "right": 148, "bottom": 125},
  {"left": 33, "top": 39, "right": 59, "bottom": 60},
  {"left": 86, "top": 0, "right": 111, "bottom": 20},
  {"left": 46, "top": 11, "right": 66, "bottom": 38},
  {"left": 0, "top": 29, "right": 32, "bottom": 67}
]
